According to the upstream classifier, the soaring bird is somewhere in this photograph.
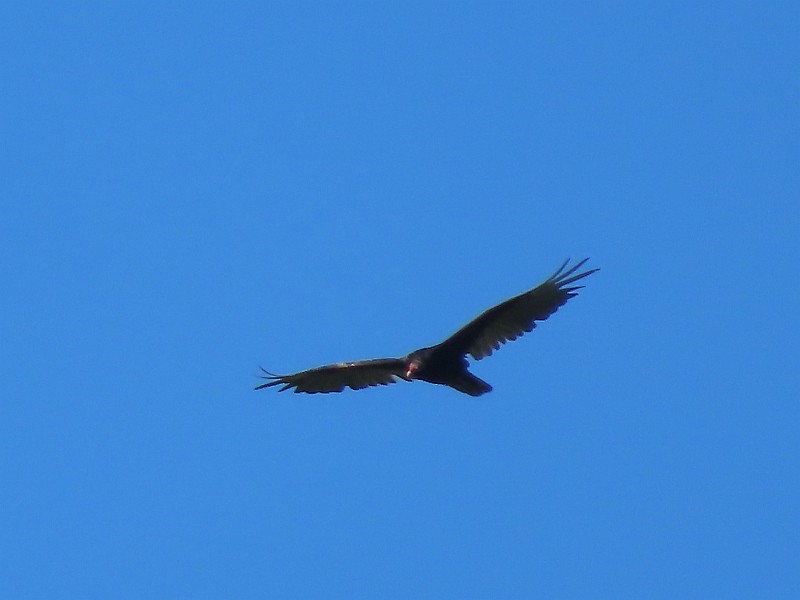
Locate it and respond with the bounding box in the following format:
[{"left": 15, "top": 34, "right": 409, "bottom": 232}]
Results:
[{"left": 256, "top": 258, "right": 598, "bottom": 396}]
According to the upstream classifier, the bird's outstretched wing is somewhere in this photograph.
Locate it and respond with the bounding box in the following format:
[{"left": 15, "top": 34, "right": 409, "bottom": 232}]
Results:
[
  {"left": 255, "top": 358, "right": 409, "bottom": 393},
  {"left": 439, "top": 258, "right": 599, "bottom": 360}
]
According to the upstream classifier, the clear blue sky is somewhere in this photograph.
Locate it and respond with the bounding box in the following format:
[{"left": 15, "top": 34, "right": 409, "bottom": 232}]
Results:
[{"left": 2, "top": 2, "right": 797, "bottom": 598}]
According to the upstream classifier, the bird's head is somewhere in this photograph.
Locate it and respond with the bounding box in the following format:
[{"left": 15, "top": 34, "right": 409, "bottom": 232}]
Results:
[{"left": 405, "top": 359, "right": 421, "bottom": 380}]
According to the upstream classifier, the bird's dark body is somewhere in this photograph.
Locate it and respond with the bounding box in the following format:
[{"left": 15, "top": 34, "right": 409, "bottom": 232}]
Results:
[
  {"left": 404, "top": 347, "right": 492, "bottom": 397},
  {"left": 256, "top": 258, "right": 598, "bottom": 396}
]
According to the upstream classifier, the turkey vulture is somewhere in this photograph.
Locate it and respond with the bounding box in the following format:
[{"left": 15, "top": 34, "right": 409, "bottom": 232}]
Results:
[{"left": 256, "top": 258, "right": 598, "bottom": 396}]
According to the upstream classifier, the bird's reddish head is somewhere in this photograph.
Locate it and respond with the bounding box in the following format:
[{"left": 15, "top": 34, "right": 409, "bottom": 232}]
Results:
[{"left": 406, "top": 360, "right": 420, "bottom": 379}]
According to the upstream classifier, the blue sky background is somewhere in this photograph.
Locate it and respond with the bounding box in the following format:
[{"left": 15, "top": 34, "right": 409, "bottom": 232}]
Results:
[{"left": 2, "top": 2, "right": 798, "bottom": 598}]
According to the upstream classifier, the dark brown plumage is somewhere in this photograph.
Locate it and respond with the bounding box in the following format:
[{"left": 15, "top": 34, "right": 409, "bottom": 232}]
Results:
[{"left": 256, "top": 258, "right": 598, "bottom": 396}]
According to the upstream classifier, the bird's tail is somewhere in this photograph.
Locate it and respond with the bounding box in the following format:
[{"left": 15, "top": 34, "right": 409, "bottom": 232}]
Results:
[{"left": 449, "top": 372, "right": 493, "bottom": 397}]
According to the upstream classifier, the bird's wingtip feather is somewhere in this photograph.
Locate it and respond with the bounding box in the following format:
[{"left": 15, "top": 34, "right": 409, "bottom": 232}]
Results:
[{"left": 255, "top": 366, "right": 287, "bottom": 390}]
